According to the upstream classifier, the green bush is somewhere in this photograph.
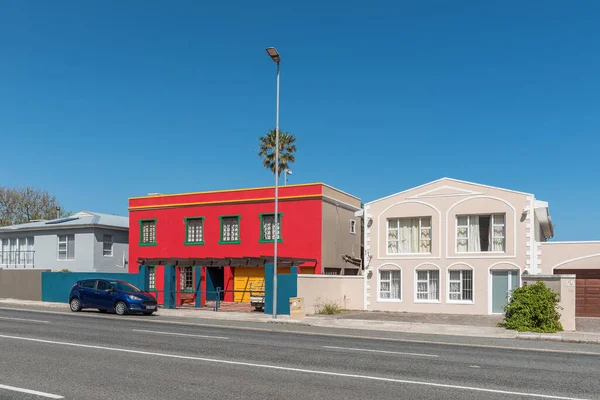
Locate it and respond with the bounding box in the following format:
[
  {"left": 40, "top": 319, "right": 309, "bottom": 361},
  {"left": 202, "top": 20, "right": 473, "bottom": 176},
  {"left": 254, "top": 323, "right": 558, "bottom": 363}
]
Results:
[
  {"left": 503, "top": 281, "right": 563, "bottom": 333},
  {"left": 316, "top": 299, "right": 343, "bottom": 315}
]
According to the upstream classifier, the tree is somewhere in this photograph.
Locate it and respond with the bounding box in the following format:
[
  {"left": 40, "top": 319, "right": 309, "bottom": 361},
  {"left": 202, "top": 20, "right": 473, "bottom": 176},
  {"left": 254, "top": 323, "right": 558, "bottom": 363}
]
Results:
[
  {"left": 258, "top": 129, "right": 297, "bottom": 178},
  {"left": 0, "top": 186, "right": 70, "bottom": 226}
]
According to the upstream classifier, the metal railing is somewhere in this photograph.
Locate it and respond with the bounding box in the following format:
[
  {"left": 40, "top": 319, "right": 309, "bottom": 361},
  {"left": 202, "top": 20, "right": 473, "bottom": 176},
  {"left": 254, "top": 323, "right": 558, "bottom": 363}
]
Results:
[
  {"left": 0, "top": 251, "right": 35, "bottom": 268},
  {"left": 146, "top": 287, "right": 222, "bottom": 311}
]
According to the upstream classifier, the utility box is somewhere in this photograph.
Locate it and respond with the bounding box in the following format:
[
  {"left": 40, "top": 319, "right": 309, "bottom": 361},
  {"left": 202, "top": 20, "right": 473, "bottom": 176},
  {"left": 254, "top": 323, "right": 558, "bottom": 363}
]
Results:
[{"left": 289, "top": 297, "right": 305, "bottom": 319}]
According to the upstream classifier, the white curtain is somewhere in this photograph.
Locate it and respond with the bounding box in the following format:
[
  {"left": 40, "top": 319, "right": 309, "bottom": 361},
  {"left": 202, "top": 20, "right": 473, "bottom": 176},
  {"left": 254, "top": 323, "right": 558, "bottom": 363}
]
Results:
[
  {"left": 399, "top": 219, "right": 412, "bottom": 253},
  {"left": 468, "top": 215, "right": 481, "bottom": 252},
  {"left": 457, "top": 216, "right": 468, "bottom": 252},
  {"left": 410, "top": 220, "right": 419, "bottom": 253},
  {"left": 390, "top": 270, "right": 401, "bottom": 299},
  {"left": 492, "top": 214, "right": 505, "bottom": 251}
]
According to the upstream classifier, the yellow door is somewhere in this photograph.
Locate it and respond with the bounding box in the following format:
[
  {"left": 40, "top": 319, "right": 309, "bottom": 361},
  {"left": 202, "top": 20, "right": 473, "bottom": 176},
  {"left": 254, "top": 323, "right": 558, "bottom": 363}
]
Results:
[{"left": 234, "top": 268, "right": 264, "bottom": 303}]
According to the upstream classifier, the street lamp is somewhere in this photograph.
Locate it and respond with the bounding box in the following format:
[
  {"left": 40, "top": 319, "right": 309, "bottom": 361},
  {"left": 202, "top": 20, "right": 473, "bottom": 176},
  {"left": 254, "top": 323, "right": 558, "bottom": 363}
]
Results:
[
  {"left": 284, "top": 169, "right": 292, "bottom": 186},
  {"left": 266, "top": 46, "right": 280, "bottom": 319}
]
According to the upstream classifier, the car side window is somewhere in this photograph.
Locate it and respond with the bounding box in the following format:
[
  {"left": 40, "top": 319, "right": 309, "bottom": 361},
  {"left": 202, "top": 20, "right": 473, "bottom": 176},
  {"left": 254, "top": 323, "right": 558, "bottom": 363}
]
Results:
[
  {"left": 96, "top": 281, "right": 110, "bottom": 291},
  {"left": 81, "top": 280, "right": 96, "bottom": 289}
]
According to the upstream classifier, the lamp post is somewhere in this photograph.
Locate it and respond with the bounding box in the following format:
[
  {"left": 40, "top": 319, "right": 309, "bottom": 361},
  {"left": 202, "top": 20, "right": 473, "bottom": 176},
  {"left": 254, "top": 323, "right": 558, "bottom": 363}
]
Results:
[
  {"left": 284, "top": 169, "right": 292, "bottom": 186},
  {"left": 266, "top": 46, "right": 280, "bottom": 319}
]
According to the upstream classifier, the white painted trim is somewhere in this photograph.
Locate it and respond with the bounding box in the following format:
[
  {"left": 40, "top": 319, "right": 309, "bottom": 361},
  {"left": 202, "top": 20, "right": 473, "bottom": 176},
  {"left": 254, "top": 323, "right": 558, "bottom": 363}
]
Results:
[
  {"left": 445, "top": 196, "right": 517, "bottom": 259},
  {"left": 446, "top": 264, "right": 475, "bottom": 305},
  {"left": 377, "top": 264, "right": 402, "bottom": 302},
  {"left": 408, "top": 185, "right": 483, "bottom": 199},
  {"left": 378, "top": 200, "right": 441, "bottom": 260},
  {"left": 551, "top": 253, "right": 600, "bottom": 271},
  {"left": 489, "top": 261, "right": 521, "bottom": 270},
  {"left": 413, "top": 264, "right": 441, "bottom": 303},
  {"left": 365, "top": 177, "right": 533, "bottom": 206},
  {"left": 363, "top": 204, "right": 371, "bottom": 309}
]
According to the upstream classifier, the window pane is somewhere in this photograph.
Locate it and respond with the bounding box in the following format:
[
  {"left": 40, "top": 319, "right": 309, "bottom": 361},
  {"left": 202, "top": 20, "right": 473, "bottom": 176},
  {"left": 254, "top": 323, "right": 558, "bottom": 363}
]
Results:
[
  {"left": 380, "top": 281, "right": 390, "bottom": 293},
  {"left": 457, "top": 216, "right": 468, "bottom": 226},
  {"left": 421, "top": 217, "right": 431, "bottom": 228},
  {"left": 417, "top": 271, "right": 428, "bottom": 281},
  {"left": 67, "top": 235, "right": 75, "bottom": 259},
  {"left": 380, "top": 270, "right": 391, "bottom": 281},
  {"left": 187, "top": 219, "right": 203, "bottom": 242},
  {"left": 449, "top": 271, "right": 461, "bottom": 281},
  {"left": 387, "top": 240, "right": 399, "bottom": 254},
  {"left": 97, "top": 281, "right": 110, "bottom": 291},
  {"left": 429, "top": 271, "right": 439, "bottom": 300},
  {"left": 222, "top": 217, "right": 240, "bottom": 242},
  {"left": 462, "top": 270, "right": 473, "bottom": 301},
  {"left": 388, "top": 219, "right": 398, "bottom": 229},
  {"left": 391, "top": 270, "right": 401, "bottom": 300},
  {"left": 494, "top": 214, "right": 505, "bottom": 225}
]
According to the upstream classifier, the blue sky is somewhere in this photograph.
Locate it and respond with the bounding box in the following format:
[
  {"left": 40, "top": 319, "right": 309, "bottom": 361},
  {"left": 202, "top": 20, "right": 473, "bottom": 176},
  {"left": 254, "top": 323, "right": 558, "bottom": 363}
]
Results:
[{"left": 0, "top": 1, "right": 598, "bottom": 240}]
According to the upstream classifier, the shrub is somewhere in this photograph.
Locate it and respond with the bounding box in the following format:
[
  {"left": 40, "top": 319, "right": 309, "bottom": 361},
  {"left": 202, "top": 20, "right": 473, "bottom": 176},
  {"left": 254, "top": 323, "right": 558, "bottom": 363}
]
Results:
[
  {"left": 503, "top": 281, "right": 563, "bottom": 333},
  {"left": 57, "top": 269, "right": 71, "bottom": 272},
  {"left": 316, "top": 299, "right": 343, "bottom": 315}
]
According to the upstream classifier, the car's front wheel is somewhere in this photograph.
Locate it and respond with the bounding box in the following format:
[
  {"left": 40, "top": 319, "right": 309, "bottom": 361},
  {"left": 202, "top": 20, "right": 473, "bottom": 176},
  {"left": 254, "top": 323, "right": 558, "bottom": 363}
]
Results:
[
  {"left": 70, "top": 298, "right": 82, "bottom": 312},
  {"left": 115, "top": 301, "right": 128, "bottom": 316}
]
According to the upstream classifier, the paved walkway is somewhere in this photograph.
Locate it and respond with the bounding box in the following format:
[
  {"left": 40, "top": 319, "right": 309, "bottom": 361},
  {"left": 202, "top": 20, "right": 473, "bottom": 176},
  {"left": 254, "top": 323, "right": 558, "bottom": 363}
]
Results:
[{"left": 2, "top": 298, "right": 600, "bottom": 344}]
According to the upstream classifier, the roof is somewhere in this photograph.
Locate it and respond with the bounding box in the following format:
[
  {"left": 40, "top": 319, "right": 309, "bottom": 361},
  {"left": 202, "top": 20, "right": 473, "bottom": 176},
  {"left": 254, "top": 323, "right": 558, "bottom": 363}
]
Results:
[
  {"left": 129, "top": 182, "right": 360, "bottom": 201},
  {"left": 365, "top": 177, "right": 534, "bottom": 205},
  {"left": 0, "top": 211, "right": 128, "bottom": 233}
]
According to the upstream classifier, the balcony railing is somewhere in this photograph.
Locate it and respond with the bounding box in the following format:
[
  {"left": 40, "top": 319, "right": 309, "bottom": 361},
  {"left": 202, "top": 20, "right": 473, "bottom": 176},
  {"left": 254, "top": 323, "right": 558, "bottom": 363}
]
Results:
[{"left": 0, "top": 251, "right": 35, "bottom": 268}]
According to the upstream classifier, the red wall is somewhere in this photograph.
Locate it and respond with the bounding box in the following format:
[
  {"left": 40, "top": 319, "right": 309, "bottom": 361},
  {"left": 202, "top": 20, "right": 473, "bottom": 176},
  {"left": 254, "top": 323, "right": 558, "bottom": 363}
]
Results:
[{"left": 128, "top": 196, "right": 323, "bottom": 275}]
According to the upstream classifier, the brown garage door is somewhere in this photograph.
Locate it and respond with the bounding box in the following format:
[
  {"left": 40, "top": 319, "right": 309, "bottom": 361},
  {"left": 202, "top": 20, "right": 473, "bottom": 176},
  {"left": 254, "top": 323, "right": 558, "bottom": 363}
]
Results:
[{"left": 555, "top": 269, "right": 600, "bottom": 317}]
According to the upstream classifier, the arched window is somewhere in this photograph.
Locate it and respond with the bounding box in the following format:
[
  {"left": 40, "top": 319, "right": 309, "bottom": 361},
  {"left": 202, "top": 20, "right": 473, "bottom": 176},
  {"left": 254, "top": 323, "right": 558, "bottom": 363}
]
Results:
[{"left": 378, "top": 265, "right": 401, "bottom": 301}]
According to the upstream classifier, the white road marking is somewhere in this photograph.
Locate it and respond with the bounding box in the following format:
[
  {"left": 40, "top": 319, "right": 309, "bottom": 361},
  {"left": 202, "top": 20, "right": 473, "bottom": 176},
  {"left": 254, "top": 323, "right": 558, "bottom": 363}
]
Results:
[
  {"left": 0, "top": 334, "right": 588, "bottom": 400},
  {"left": 1, "top": 307, "right": 600, "bottom": 357},
  {"left": 469, "top": 365, "right": 481, "bottom": 368},
  {"left": 0, "top": 316, "right": 50, "bottom": 324},
  {"left": 323, "top": 345, "right": 438, "bottom": 358},
  {"left": 0, "top": 384, "right": 63, "bottom": 399},
  {"left": 132, "top": 329, "right": 229, "bottom": 340}
]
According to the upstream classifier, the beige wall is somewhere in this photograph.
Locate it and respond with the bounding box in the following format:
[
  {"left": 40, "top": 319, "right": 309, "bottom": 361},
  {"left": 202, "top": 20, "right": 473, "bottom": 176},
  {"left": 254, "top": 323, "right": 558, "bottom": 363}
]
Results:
[
  {"left": 522, "top": 274, "right": 576, "bottom": 331},
  {"left": 322, "top": 185, "right": 362, "bottom": 209},
  {"left": 364, "top": 178, "right": 535, "bottom": 315},
  {"left": 298, "top": 275, "right": 364, "bottom": 314},
  {"left": 321, "top": 201, "right": 362, "bottom": 271},
  {"left": 0, "top": 270, "right": 50, "bottom": 301},
  {"left": 539, "top": 242, "right": 600, "bottom": 273}
]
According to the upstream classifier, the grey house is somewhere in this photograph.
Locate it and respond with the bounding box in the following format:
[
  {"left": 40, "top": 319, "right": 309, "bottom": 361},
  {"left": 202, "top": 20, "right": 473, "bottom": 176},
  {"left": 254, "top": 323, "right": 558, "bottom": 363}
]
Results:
[{"left": 0, "top": 211, "right": 128, "bottom": 272}]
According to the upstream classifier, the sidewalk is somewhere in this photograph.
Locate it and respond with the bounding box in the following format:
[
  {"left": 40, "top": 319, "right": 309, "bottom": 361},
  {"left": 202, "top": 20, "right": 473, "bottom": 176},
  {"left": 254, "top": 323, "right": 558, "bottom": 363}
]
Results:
[{"left": 2, "top": 299, "right": 600, "bottom": 344}]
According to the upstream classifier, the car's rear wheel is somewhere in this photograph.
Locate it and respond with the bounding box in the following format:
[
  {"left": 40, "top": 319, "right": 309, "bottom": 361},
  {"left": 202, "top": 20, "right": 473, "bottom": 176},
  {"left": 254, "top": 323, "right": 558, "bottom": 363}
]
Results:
[
  {"left": 98, "top": 309, "right": 107, "bottom": 313},
  {"left": 115, "top": 301, "right": 128, "bottom": 315},
  {"left": 70, "top": 298, "right": 82, "bottom": 312}
]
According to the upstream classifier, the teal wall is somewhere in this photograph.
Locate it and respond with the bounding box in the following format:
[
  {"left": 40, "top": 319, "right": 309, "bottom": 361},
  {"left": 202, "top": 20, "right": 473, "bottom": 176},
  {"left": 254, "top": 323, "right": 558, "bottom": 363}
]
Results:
[
  {"left": 264, "top": 264, "right": 298, "bottom": 315},
  {"left": 42, "top": 272, "right": 143, "bottom": 303}
]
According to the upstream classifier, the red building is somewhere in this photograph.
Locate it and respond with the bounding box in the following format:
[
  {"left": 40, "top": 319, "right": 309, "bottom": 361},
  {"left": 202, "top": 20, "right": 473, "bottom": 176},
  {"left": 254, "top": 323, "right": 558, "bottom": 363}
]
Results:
[{"left": 128, "top": 183, "right": 362, "bottom": 303}]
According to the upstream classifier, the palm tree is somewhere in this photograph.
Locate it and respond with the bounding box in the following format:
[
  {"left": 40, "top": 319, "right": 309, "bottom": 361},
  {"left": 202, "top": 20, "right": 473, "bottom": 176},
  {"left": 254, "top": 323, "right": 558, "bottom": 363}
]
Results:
[{"left": 258, "top": 129, "right": 296, "bottom": 178}]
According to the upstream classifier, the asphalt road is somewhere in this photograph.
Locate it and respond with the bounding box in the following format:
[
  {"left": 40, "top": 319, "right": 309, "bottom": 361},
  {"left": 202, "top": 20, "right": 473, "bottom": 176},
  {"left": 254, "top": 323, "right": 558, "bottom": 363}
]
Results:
[{"left": 1, "top": 308, "right": 599, "bottom": 400}]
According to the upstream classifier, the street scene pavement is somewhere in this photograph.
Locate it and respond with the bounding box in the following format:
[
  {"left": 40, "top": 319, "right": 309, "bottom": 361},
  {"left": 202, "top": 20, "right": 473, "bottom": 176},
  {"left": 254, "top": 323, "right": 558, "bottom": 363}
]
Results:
[{"left": 1, "top": 307, "right": 600, "bottom": 400}]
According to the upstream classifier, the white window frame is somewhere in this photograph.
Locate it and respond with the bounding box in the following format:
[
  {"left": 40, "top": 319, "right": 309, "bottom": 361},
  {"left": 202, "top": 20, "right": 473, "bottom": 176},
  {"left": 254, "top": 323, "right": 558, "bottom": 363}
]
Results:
[
  {"left": 180, "top": 266, "right": 193, "bottom": 291},
  {"left": 455, "top": 214, "right": 506, "bottom": 254},
  {"left": 57, "top": 234, "right": 75, "bottom": 261},
  {"left": 414, "top": 268, "right": 440, "bottom": 303},
  {"left": 103, "top": 234, "right": 113, "bottom": 257},
  {"left": 386, "top": 217, "right": 432, "bottom": 255},
  {"left": 350, "top": 219, "right": 357, "bottom": 235},
  {"left": 377, "top": 267, "right": 402, "bottom": 302},
  {"left": 447, "top": 269, "right": 474, "bottom": 304}
]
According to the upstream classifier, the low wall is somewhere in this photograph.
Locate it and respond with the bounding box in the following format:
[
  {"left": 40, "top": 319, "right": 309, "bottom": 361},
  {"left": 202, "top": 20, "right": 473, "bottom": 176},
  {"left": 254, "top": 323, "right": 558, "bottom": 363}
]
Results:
[
  {"left": 522, "top": 274, "right": 576, "bottom": 331},
  {"left": 42, "top": 272, "right": 143, "bottom": 303},
  {"left": 298, "top": 275, "right": 364, "bottom": 314},
  {"left": 0, "top": 270, "right": 51, "bottom": 301}
]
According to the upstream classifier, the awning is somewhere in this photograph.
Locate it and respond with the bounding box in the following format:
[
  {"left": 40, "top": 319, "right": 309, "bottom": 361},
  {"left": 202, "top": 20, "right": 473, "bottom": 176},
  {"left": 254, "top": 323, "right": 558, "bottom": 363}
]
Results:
[{"left": 137, "top": 256, "right": 318, "bottom": 268}]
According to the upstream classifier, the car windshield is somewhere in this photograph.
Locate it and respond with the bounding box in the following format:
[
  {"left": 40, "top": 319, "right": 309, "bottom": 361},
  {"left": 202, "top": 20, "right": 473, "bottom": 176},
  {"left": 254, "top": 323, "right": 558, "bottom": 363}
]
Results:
[{"left": 111, "top": 281, "right": 141, "bottom": 293}]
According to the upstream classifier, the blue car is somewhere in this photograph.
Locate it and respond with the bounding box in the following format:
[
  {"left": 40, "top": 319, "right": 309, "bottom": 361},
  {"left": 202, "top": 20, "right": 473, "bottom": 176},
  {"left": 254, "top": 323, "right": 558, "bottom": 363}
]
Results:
[{"left": 69, "top": 278, "right": 157, "bottom": 315}]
